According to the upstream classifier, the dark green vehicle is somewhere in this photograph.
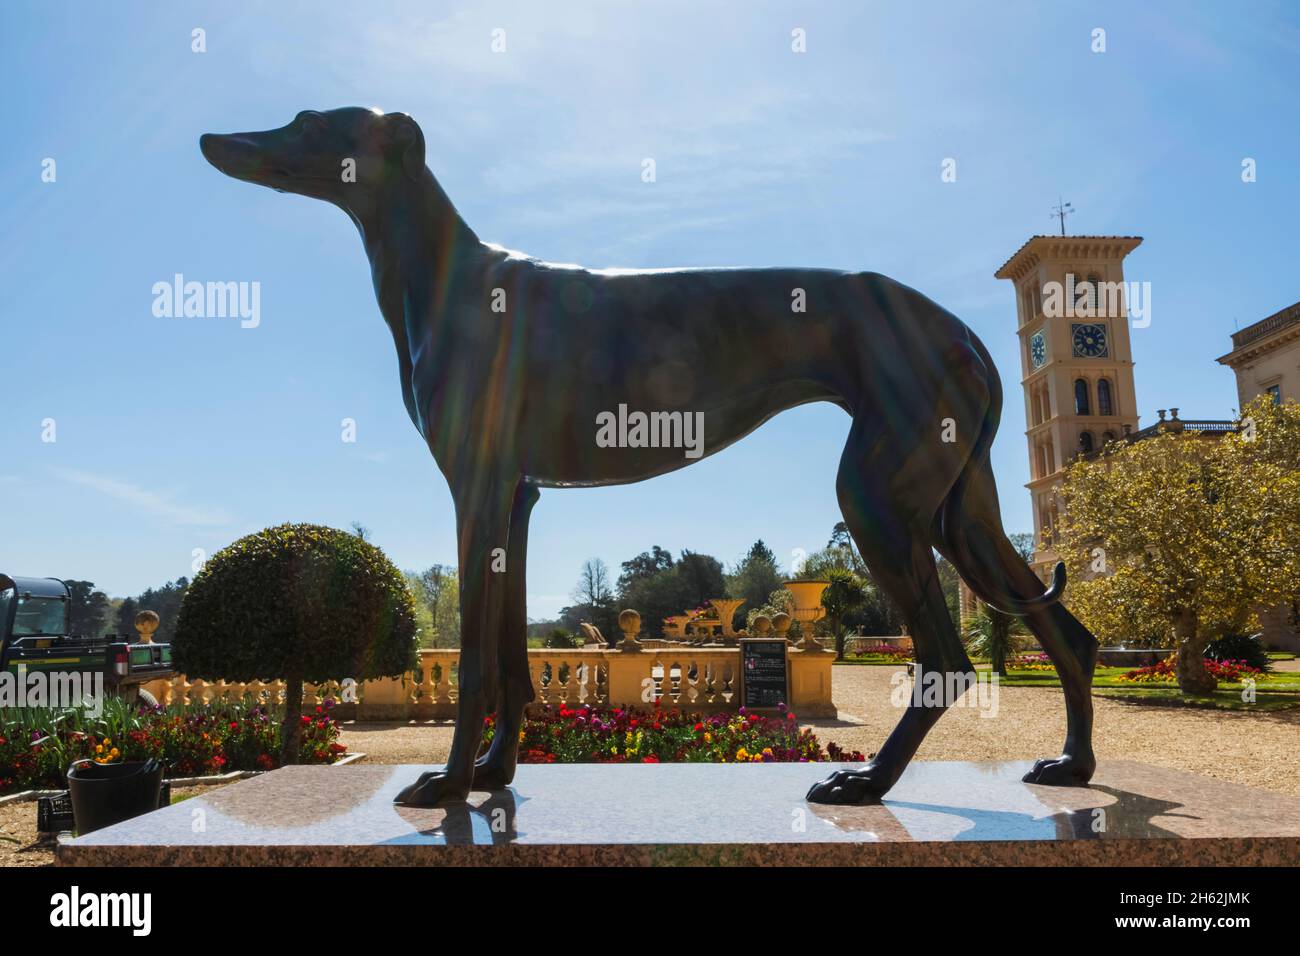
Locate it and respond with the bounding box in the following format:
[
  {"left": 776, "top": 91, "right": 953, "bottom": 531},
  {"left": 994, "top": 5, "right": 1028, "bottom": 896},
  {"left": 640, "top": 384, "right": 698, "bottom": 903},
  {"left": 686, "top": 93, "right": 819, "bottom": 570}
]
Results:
[{"left": 0, "top": 573, "right": 174, "bottom": 706}]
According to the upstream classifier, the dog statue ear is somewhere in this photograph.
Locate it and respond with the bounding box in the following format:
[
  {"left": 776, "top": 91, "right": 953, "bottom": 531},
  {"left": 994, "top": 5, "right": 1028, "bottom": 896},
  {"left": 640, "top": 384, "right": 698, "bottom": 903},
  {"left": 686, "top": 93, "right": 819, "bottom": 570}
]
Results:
[{"left": 386, "top": 113, "right": 426, "bottom": 180}]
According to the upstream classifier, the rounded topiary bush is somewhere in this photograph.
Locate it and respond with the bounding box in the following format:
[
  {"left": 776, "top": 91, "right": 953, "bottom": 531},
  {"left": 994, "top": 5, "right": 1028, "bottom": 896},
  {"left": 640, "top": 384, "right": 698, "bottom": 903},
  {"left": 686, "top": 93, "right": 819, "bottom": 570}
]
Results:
[{"left": 174, "top": 523, "right": 418, "bottom": 763}]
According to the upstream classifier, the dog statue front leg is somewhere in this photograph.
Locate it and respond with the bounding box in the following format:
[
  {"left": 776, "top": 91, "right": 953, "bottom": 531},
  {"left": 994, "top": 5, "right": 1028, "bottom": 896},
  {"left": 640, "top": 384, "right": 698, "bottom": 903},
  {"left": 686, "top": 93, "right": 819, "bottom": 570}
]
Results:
[{"left": 396, "top": 480, "right": 515, "bottom": 806}]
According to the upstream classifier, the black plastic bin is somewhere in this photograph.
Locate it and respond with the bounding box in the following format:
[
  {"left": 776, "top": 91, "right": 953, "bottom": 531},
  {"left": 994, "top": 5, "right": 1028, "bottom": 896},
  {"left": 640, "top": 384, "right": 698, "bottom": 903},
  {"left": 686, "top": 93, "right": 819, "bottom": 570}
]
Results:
[{"left": 66, "top": 758, "right": 164, "bottom": 835}]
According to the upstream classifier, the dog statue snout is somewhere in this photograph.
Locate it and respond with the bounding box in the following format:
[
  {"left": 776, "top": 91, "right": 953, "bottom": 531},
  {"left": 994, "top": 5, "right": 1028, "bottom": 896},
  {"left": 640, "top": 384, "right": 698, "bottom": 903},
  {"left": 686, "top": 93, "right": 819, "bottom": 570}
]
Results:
[{"left": 200, "top": 132, "right": 262, "bottom": 180}]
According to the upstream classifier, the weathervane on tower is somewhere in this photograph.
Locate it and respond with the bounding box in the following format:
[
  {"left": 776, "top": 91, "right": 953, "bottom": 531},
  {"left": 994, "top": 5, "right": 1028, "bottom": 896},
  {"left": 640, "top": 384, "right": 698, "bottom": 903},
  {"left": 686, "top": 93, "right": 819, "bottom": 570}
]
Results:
[{"left": 1050, "top": 197, "right": 1074, "bottom": 236}]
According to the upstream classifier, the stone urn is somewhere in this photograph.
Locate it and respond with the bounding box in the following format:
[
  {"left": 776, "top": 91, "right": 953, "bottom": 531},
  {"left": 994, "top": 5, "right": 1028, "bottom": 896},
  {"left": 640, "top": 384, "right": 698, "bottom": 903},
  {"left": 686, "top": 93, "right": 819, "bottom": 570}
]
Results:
[
  {"left": 783, "top": 580, "right": 828, "bottom": 648},
  {"left": 134, "top": 609, "right": 160, "bottom": 644},
  {"left": 662, "top": 615, "right": 689, "bottom": 640},
  {"left": 618, "top": 609, "right": 642, "bottom": 652},
  {"left": 709, "top": 598, "right": 745, "bottom": 645}
]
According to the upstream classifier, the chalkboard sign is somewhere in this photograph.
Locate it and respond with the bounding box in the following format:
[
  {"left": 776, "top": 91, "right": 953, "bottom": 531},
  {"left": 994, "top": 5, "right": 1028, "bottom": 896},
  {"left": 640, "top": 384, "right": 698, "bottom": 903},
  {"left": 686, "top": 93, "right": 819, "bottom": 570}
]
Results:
[{"left": 740, "top": 638, "right": 789, "bottom": 710}]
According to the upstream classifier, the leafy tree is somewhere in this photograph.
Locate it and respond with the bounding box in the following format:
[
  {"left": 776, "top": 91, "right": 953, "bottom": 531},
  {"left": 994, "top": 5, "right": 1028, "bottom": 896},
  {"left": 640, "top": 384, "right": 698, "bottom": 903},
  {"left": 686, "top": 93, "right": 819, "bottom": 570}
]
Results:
[
  {"left": 1007, "top": 532, "right": 1036, "bottom": 564},
  {"left": 746, "top": 587, "right": 794, "bottom": 631},
  {"left": 825, "top": 522, "right": 868, "bottom": 576},
  {"left": 821, "top": 568, "right": 868, "bottom": 659},
  {"left": 674, "top": 550, "right": 727, "bottom": 610},
  {"left": 113, "top": 597, "right": 139, "bottom": 638},
  {"left": 174, "top": 523, "right": 418, "bottom": 763},
  {"left": 726, "top": 540, "right": 783, "bottom": 624},
  {"left": 1057, "top": 396, "right": 1300, "bottom": 694},
  {"left": 406, "top": 564, "right": 459, "bottom": 647},
  {"left": 64, "top": 580, "right": 110, "bottom": 638},
  {"left": 403, "top": 572, "right": 437, "bottom": 646},
  {"left": 131, "top": 577, "right": 190, "bottom": 643},
  {"left": 617, "top": 546, "right": 674, "bottom": 591},
  {"left": 616, "top": 548, "right": 726, "bottom": 638}
]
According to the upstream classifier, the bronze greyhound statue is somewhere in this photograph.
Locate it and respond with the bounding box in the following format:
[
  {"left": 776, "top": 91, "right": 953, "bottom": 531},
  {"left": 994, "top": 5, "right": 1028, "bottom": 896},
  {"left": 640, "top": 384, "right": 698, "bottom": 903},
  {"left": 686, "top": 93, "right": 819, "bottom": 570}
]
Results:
[{"left": 200, "top": 108, "right": 1098, "bottom": 805}]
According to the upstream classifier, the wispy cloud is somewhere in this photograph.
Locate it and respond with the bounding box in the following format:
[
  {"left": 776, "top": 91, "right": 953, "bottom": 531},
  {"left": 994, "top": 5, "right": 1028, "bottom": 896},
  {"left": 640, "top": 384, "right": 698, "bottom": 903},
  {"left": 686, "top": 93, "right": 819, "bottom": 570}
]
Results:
[{"left": 52, "top": 468, "right": 232, "bottom": 527}]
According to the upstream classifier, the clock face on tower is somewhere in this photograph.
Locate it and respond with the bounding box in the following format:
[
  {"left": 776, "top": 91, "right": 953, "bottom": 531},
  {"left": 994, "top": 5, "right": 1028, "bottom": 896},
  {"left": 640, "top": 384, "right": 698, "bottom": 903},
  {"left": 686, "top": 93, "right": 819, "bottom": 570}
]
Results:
[
  {"left": 1071, "top": 322, "right": 1109, "bottom": 358},
  {"left": 1030, "top": 331, "right": 1047, "bottom": 369}
]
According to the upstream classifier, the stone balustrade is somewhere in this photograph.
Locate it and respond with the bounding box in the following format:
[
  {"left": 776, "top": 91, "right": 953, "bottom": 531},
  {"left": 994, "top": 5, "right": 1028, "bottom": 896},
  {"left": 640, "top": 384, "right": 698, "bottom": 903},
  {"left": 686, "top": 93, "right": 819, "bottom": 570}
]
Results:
[{"left": 140, "top": 642, "right": 836, "bottom": 721}]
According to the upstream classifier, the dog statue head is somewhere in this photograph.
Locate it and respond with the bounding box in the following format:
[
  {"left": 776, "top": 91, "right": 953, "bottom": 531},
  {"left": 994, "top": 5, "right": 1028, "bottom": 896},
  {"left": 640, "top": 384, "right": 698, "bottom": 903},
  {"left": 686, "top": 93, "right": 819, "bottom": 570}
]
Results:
[{"left": 200, "top": 107, "right": 425, "bottom": 220}]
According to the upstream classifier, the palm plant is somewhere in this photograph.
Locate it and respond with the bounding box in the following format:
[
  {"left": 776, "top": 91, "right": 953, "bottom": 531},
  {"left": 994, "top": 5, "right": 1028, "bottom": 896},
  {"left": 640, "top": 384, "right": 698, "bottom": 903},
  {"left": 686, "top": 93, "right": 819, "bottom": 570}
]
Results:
[
  {"left": 821, "top": 568, "right": 868, "bottom": 660},
  {"left": 963, "top": 603, "right": 1026, "bottom": 676}
]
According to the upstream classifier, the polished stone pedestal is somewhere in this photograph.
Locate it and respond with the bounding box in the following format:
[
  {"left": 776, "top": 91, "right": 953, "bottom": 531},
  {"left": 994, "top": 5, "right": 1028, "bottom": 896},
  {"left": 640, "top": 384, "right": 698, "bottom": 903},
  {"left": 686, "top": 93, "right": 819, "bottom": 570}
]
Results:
[{"left": 57, "top": 760, "right": 1300, "bottom": 866}]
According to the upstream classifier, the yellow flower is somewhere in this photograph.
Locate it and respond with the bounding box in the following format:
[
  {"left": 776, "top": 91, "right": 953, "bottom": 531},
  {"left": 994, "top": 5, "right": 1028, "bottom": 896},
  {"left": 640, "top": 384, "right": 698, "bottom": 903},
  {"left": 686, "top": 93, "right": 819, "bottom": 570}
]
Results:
[
  {"left": 110, "top": 748, "right": 120, "bottom": 757},
  {"left": 518, "top": 729, "right": 526, "bottom": 742},
  {"left": 95, "top": 744, "right": 103, "bottom": 754},
  {"left": 703, "top": 733, "right": 712, "bottom": 744},
  {"left": 736, "top": 747, "right": 749, "bottom": 761}
]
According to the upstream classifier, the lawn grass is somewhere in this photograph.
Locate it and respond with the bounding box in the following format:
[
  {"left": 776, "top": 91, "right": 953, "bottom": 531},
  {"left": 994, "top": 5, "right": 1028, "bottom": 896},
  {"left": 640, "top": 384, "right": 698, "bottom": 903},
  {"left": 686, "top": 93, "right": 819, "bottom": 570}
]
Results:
[
  {"left": 1091, "top": 687, "right": 1300, "bottom": 711},
  {"left": 997, "top": 665, "right": 1300, "bottom": 711}
]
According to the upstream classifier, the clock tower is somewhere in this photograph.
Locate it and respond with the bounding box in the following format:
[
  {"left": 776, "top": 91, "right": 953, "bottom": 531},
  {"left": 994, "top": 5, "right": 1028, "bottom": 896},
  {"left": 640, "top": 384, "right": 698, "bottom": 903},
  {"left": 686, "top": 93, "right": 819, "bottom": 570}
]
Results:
[{"left": 993, "top": 235, "right": 1144, "bottom": 577}]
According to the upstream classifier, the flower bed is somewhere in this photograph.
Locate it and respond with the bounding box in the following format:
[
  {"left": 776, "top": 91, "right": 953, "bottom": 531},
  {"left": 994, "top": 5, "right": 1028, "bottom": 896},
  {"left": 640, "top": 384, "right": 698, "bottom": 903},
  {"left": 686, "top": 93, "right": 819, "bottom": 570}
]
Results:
[
  {"left": 482, "top": 703, "right": 867, "bottom": 764},
  {"left": 1117, "top": 656, "right": 1265, "bottom": 685},
  {"left": 846, "top": 642, "right": 912, "bottom": 662},
  {"left": 1009, "top": 652, "right": 1056, "bottom": 672},
  {"left": 0, "top": 698, "right": 347, "bottom": 794}
]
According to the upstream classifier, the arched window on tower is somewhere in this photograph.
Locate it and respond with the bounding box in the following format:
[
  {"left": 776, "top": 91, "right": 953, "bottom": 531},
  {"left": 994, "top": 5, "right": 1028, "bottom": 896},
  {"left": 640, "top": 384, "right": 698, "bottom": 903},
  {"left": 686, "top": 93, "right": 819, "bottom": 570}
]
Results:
[
  {"left": 1097, "top": 378, "right": 1114, "bottom": 416},
  {"left": 1085, "top": 273, "right": 1101, "bottom": 316},
  {"left": 1074, "top": 378, "right": 1091, "bottom": 415},
  {"left": 1079, "top": 431, "right": 1095, "bottom": 455},
  {"left": 1102, "top": 430, "right": 1116, "bottom": 445}
]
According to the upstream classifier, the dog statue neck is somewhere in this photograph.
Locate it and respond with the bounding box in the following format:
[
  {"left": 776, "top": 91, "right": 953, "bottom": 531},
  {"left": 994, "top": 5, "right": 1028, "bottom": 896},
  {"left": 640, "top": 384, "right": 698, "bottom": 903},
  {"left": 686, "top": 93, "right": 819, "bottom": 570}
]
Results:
[
  {"left": 357, "top": 167, "right": 483, "bottom": 436},
  {"left": 359, "top": 167, "right": 480, "bottom": 280}
]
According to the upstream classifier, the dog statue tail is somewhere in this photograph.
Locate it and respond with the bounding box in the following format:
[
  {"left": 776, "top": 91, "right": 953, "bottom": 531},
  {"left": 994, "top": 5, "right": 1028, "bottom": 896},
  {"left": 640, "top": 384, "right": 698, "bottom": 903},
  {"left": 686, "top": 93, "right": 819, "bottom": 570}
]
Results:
[{"left": 938, "top": 338, "right": 1067, "bottom": 617}]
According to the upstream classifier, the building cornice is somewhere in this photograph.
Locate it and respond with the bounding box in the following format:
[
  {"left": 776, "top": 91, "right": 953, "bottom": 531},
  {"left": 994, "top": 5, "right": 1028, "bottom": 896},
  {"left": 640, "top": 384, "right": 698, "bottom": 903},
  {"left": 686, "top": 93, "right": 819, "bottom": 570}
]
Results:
[
  {"left": 1217, "top": 301, "right": 1300, "bottom": 366},
  {"left": 994, "top": 235, "right": 1144, "bottom": 282}
]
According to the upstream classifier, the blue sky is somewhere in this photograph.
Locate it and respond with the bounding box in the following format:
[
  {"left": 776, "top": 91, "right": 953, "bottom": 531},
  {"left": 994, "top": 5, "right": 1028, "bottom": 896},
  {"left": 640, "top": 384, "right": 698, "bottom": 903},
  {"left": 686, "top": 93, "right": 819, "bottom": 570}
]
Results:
[{"left": 2, "top": 1, "right": 1297, "bottom": 619}]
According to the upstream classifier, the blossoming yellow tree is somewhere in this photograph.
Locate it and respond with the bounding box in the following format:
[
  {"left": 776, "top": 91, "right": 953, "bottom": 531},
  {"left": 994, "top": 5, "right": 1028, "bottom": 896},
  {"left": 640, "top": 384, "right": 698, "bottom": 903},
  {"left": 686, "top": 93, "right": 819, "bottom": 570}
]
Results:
[{"left": 1056, "top": 397, "right": 1300, "bottom": 695}]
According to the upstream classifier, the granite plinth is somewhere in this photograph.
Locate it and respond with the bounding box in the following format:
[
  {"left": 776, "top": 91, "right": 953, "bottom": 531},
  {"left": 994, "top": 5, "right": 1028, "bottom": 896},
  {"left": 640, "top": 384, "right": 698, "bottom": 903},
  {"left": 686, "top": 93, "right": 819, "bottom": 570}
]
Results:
[{"left": 57, "top": 760, "right": 1300, "bottom": 866}]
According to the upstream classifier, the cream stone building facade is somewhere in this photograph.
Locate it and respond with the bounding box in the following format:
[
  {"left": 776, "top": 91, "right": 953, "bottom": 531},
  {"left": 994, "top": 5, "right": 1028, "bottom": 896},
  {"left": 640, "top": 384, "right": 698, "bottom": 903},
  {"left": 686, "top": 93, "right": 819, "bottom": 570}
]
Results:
[
  {"left": 1217, "top": 301, "right": 1300, "bottom": 408},
  {"left": 1218, "top": 300, "right": 1300, "bottom": 651}
]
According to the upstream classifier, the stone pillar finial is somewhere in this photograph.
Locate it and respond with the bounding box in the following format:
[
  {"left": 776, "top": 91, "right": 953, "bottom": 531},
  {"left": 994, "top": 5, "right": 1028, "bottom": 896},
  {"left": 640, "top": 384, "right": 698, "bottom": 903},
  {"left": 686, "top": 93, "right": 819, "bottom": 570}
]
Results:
[
  {"left": 751, "top": 615, "right": 771, "bottom": 637},
  {"left": 134, "top": 609, "right": 160, "bottom": 644},
  {"left": 772, "top": 612, "right": 792, "bottom": 643},
  {"left": 617, "top": 609, "right": 642, "bottom": 652}
]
